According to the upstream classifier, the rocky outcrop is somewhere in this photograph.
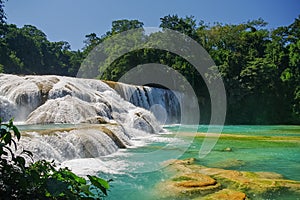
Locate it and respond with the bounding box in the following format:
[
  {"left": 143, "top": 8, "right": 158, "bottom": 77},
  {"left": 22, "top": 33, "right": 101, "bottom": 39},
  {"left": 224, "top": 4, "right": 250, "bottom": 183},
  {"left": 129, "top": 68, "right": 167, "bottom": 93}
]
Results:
[
  {"left": 199, "top": 189, "right": 246, "bottom": 200},
  {"left": 156, "top": 158, "right": 300, "bottom": 199}
]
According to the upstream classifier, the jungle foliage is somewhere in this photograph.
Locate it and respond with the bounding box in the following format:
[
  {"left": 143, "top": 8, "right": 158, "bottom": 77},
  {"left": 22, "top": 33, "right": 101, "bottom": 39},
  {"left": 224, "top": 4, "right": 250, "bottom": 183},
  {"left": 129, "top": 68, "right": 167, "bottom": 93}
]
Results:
[{"left": 0, "top": 1, "right": 299, "bottom": 124}]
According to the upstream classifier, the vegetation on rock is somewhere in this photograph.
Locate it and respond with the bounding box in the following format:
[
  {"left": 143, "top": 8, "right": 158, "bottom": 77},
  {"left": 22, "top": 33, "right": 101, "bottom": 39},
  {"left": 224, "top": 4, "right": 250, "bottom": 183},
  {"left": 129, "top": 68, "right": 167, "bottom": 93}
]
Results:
[{"left": 156, "top": 158, "right": 300, "bottom": 199}]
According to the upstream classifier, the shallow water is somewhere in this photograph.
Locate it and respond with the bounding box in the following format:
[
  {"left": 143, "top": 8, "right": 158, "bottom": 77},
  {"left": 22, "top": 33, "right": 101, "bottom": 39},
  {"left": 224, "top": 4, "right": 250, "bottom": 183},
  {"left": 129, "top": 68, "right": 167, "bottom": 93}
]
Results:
[
  {"left": 98, "top": 125, "right": 300, "bottom": 200},
  {"left": 16, "top": 124, "right": 300, "bottom": 199}
]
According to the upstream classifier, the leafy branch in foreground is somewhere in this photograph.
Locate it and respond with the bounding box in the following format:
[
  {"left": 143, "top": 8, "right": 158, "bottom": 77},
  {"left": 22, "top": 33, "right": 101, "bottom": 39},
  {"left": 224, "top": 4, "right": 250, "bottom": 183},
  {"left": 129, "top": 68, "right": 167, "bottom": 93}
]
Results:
[{"left": 0, "top": 118, "right": 111, "bottom": 199}]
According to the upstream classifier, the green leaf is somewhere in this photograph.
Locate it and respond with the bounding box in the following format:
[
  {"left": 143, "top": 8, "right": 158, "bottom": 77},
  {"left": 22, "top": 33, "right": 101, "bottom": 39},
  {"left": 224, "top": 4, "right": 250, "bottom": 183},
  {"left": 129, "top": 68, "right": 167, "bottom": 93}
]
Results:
[
  {"left": 12, "top": 125, "right": 21, "bottom": 140},
  {"left": 46, "top": 178, "right": 69, "bottom": 197},
  {"left": 3, "top": 146, "right": 14, "bottom": 157},
  {"left": 8, "top": 118, "right": 13, "bottom": 127},
  {"left": 88, "top": 175, "right": 110, "bottom": 189},
  {"left": 16, "top": 156, "right": 26, "bottom": 167},
  {"left": 61, "top": 170, "right": 86, "bottom": 184},
  {"left": 0, "top": 148, "right": 8, "bottom": 156},
  {"left": 11, "top": 138, "right": 17, "bottom": 151},
  {"left": 29, "top": 169, "right": 40, "bottom": 182},
  {"left": 75, "top": 175, "right": 87, "bottom": 184},
  {"left": 22, "top": 149, "right": 33, "bottom": 158},
  {"left": 87, "top": 175, "right": 110, "bottom": 196},
  {"left": 80, "top": 185, "right": 93, "bottom": 196},
  {"left": 4, "top": 132, "right": 11, "bottom": 145},
  {"left": 0, "top": 128, "right": 6, "bottom": 137}
]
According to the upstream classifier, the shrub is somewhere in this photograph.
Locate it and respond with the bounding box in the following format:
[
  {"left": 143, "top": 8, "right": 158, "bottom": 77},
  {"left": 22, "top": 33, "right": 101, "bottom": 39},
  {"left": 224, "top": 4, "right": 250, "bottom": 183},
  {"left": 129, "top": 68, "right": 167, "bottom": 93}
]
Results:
[{"left": 0, "top": 118, "right": 111, "bottom": 199}]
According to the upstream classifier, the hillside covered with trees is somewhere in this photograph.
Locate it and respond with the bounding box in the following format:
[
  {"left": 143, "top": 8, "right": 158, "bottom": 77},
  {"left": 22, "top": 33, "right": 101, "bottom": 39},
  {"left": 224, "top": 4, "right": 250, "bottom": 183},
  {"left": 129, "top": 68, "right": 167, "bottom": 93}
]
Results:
[{"left": 0, "top": 1, "right": 299, "bottom": 124}]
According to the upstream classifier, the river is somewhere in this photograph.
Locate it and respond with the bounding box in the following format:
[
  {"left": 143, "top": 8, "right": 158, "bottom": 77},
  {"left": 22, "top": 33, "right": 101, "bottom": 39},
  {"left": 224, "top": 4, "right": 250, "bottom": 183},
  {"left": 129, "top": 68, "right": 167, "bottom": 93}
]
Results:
[{"left": 48, "top": 125, "right": 300, "bottom": 200}]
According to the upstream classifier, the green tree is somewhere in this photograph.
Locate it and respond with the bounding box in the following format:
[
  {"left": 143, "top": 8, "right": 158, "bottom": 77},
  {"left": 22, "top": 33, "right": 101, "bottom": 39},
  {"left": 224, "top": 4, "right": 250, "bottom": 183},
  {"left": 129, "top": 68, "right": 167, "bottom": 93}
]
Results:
[
  {"left": 109, "top": 19, "right": 143, "bottom": 35},
  {"left": 66, "top": 50, "right": 84, "bottom": 76},
  {"left": 159, "top": 14, "right": 198, "bottom": 41},
  {"left": 0, "top": 23, "right": 80, "bottom": 76},
  {"left": 0, "top": 0, "right": 6, "bottom": 24},
  {"left": 80, "top": 19, "right": 145, "bottom": 79},
  {"left": 2, "top": 14, "right": 300, "bottom": 124},
  {"left": 285, "top": 16, "right": 300, "bottom": 120}
]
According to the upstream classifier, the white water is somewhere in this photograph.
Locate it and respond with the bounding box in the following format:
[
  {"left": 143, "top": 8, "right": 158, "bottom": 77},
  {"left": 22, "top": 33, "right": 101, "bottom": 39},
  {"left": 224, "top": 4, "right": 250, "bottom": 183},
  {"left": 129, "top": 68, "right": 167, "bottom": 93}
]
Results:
[
  {"left": 0, "top": 74, "right": 164, "bottom": 162},
  {"left": 61, "top": 132, "right": 187, "bottom": 176},
  {"left": 20, "top": 124, "right": 132, "bottom": 162},
  {"left": 110, "top": 82, "right": 182, "bottom": 124}
]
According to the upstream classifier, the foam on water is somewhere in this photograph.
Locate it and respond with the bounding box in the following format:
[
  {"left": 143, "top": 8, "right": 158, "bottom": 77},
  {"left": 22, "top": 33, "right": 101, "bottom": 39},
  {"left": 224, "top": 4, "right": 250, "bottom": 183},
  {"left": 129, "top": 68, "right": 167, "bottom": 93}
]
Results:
[
  {"left": 0, "top": 74, "right": 164, "bottom": 163},
  {"left": 60, "top": 133, "right": 186, "bottom": 176}
]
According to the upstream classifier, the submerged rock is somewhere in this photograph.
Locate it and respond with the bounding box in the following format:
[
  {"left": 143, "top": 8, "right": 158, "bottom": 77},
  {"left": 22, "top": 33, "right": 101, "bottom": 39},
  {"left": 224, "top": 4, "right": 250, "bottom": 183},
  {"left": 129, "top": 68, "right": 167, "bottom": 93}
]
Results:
[
  {"left": 173, "top": 173, "right": 217, "bottom": 187},
  {"left": 210, "top": 159, "right": 245, "bottom": 169},
  {"left": 223, "top": 147, "right": 233, "bottom": 152},
  {"left": 157, "top": 159, "right": 220, "bottom": 199},
  {"left": 199, "top": 189, "right": 246, "bottom": 200},
  {"left": 157, "top": 158, "right": 300, "bottom": 199}
]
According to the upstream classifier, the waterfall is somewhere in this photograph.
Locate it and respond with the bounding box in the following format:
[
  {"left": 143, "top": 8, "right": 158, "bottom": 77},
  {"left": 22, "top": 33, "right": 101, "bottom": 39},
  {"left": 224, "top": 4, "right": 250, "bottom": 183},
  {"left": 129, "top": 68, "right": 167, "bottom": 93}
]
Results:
[
  {"left": 105, "top": 81, "right": 182, "bottom": 124},
  {"left": 0, "top": 74, "right": 163, "bottom": 162},
  {"left": 19, "top": 124, "right": 133, "bottom": 162}
]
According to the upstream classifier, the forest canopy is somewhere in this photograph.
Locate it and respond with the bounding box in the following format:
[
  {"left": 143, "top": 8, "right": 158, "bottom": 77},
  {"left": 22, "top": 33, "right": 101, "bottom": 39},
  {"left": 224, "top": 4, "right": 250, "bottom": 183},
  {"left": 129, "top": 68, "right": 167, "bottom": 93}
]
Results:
[{"left": 0, "top": 2, "right": 299, "bottom": 124}]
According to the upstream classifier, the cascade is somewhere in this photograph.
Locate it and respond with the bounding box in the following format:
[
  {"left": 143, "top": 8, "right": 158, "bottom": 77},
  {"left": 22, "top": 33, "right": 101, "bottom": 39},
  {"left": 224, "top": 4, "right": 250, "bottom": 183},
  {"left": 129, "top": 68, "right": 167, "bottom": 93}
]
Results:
[
  {"left": 0, "top": 74, "right": 163, "bottom": 162},
  {"left": 19, "top": 124, "right": 132, "bottom": 162},
  {"left": 105, "top": 81, "right": 182, "bottom": 124}
]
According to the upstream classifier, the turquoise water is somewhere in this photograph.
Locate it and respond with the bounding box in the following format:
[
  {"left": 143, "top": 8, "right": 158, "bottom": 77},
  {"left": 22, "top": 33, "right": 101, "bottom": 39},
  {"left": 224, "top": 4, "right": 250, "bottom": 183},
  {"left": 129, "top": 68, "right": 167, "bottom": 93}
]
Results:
[
  {"left": 165, "top": 124, "right": 300, "bottom": 137},
  {"left": 103, "top": 125, "right": 300, "bottom": 200},
  {"left": 17, "top": 124, "right": 300, "bottom": 199}
]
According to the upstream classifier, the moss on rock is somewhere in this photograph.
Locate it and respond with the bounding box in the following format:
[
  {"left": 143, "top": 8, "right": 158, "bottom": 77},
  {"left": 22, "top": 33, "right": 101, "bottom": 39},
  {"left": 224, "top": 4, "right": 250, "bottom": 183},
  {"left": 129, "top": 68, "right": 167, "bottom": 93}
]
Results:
[
  {"left": 157, "top": 158, "right": 300, "bottom": 199},
  {"left": 198, "top": 189, "right": 246, "bottom": 200}
]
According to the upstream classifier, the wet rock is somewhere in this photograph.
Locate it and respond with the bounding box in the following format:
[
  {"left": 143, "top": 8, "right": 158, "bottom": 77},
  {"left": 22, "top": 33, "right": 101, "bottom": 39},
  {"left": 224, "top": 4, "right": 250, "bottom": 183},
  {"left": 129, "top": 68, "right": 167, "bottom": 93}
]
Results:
[
  {"left": 199, "top": 189, "right": 246, "bottom": 200},
  {"left": 223, "top": 147, "right": 232, "bottom": 152},
  {"left": 173, "top": 173, "right": 217, "bottom": 187},
  {"left": 158, "top": 158, "right": 300, "bottom": 199},
  {"left": 100, "top": 126, "right": 126, "bottom": 148},
  {"left": 210, "top": 159, "right": 245, "bottom": 169},
  {"left": 157, "top": 175, "right": 220, "bottom": 199},
  {"left": 196, "top": 168, "right": 300, "bottom": 196},
  {"left": 82, "top": 116, "right": 109, "bottom": 124}
]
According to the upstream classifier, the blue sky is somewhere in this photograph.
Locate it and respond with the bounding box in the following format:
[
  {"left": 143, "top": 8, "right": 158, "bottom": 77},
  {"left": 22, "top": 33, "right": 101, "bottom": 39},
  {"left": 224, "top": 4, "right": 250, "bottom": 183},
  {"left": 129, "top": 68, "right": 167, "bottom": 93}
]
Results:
[{"left": 5, "top": 0, "right": 300, "bottom": 50}]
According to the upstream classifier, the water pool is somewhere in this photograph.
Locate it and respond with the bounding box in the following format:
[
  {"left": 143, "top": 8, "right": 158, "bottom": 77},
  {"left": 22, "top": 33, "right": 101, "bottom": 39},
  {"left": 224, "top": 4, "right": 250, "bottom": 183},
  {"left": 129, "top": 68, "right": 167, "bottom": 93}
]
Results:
[{"left": 97, "top": 125, "right": 300, "bottom": 199}]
